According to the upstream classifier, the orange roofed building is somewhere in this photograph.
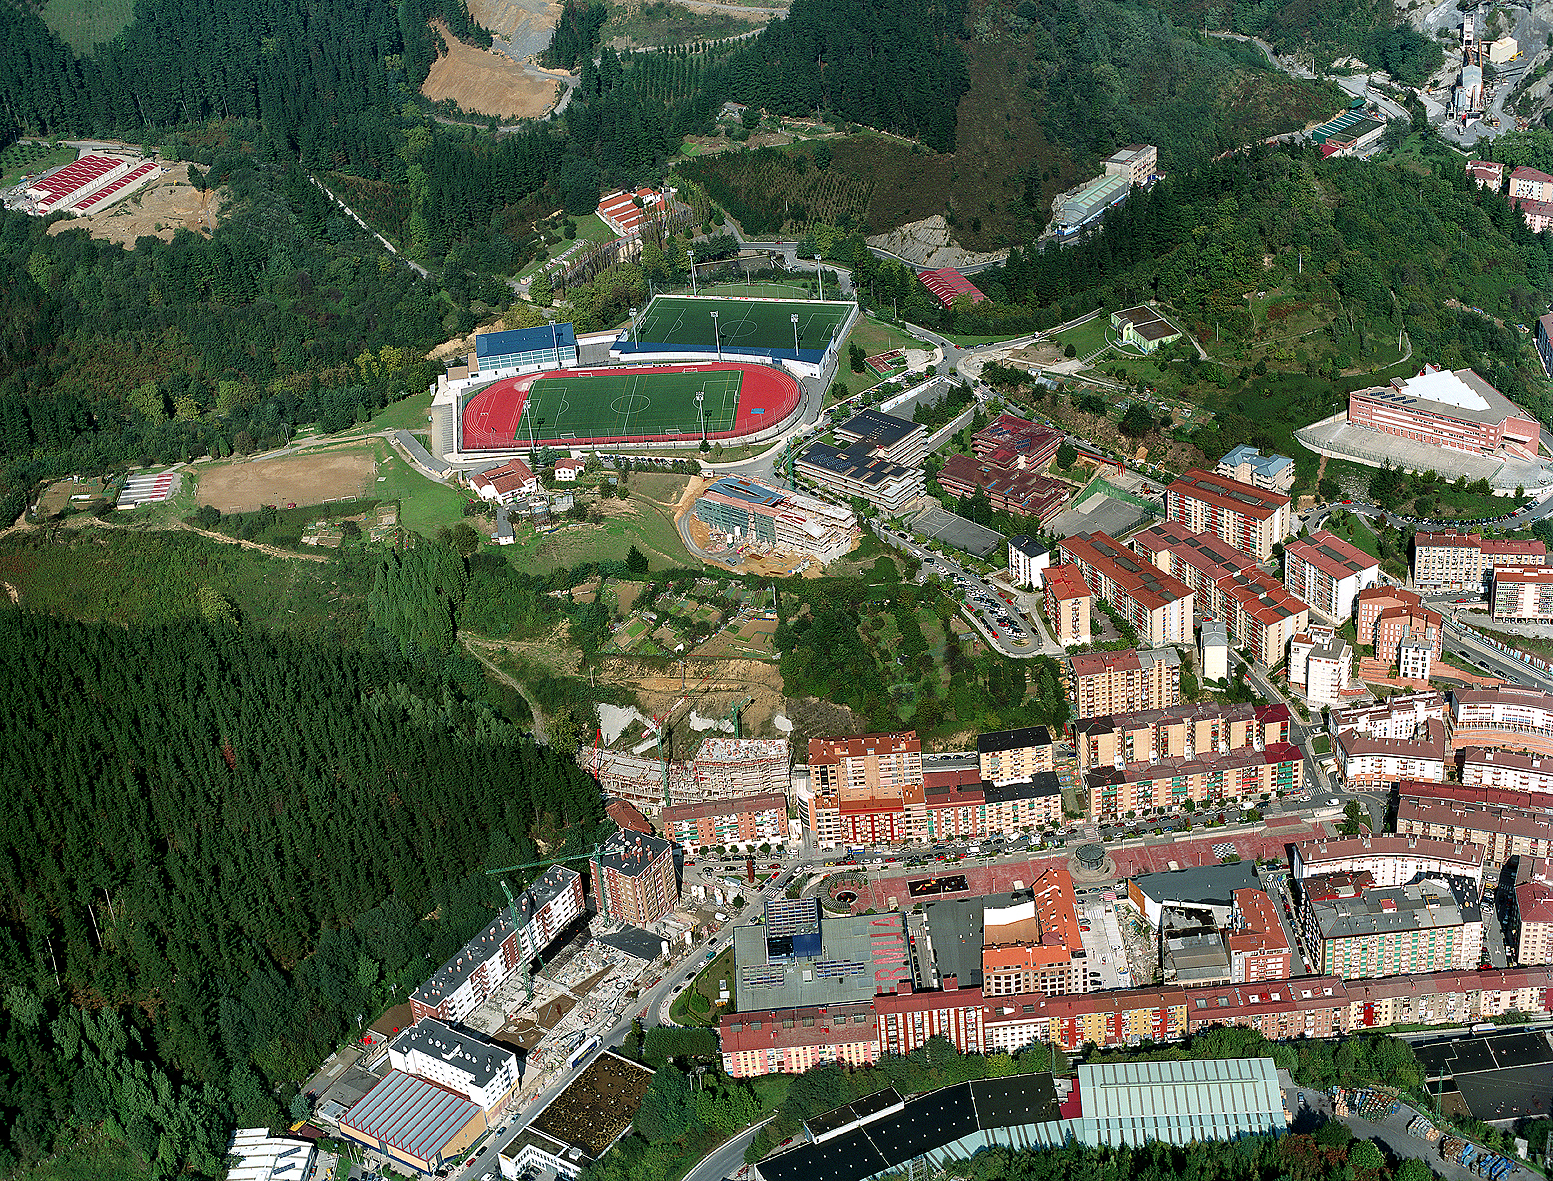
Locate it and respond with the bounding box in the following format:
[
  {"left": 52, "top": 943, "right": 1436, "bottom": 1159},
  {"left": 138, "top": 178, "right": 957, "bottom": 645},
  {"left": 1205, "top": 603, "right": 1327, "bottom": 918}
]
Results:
[
  {"left": 981, "top": 868, "right": 1088, "bottom": 998},
  {"left": 805, "top": 732, "right": 925, "bottom": 848}
]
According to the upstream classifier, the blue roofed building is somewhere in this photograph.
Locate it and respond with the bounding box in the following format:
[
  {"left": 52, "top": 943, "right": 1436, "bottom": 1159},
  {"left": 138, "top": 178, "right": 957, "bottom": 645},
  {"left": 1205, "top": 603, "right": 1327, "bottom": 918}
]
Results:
[
  {"left": 1216, "top": 446, "right": 1296, "bottom": 495},
  {"left": 471, "top": 322, "right": 578, "bottom": 378}
]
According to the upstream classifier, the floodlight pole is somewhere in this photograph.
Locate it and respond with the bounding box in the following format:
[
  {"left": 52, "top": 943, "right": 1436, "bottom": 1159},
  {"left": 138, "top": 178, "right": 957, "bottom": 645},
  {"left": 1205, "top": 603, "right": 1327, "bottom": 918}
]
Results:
[
  {"left": 711, "top": 310, "right": 721, "bottom": 361},
  {"left": 688, "top": 249, "right": 697, "bottom": 295},
  {"left": 696, "top": 391, "right": 706, "bottom": 442},
  {"left": 814, "top": 255, "right": 823, "bottom": 301},
  {"left": 792, "top": 313, "right": 800, "bottom": 357},
  {"left": 629, "top": 306, "right": 638, "bottom": 342}
]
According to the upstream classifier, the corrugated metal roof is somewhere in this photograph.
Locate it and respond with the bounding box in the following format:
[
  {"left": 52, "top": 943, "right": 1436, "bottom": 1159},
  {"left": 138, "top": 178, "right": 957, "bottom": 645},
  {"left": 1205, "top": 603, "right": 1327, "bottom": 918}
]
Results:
[
  {"left": 1075, "top": 1057, "right": 1283, "bottom": 1145},
  {"left": 342, "top": 1071, "right": 480, "bottom": 1163}
]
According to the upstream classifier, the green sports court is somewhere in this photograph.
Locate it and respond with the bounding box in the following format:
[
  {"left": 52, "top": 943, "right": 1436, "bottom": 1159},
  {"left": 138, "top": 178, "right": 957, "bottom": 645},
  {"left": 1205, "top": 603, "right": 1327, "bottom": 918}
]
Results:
[
  {"left": 620, "top": 295, "right": 853, "bottom": 359},
  {"left": 460, "top": 362, "right": 803, "bottom": 450}
]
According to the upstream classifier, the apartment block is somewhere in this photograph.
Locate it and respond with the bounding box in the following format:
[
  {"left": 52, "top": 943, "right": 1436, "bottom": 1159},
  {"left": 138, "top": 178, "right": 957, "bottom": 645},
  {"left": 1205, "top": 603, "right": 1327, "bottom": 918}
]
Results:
[
  {"left": 1084, "top": 743, "right": 1302, "bottom": 819},
  {"left": 1067, "top": 647, "right": 1182, "bottom": 719},
  {"left": 591, "top": 830, "right": 678, "bottom": 925},
  {"left": 981, "top": 873, "right": 1088, "bottom": 997},
  {"left": 1356, "top": 586, "right": 1442, "bottom": 664},
  {"left": 1228, "top": 888, "right": 1293, "bottom": 983},
  {"left": 806, "top": 732, "right": 925, "bottom": 848},
  {"left": 1492, "top": 564, "right": 1553, "bottom": 622},
  {"left": 1042, "top": 563, "right": 1091, "bottom": 646},
  {"left": 388, "top": 1020, "right": 521, "bottom": 1113},
  {"left": 1282, "top": 530, "right": 1380, "bottom": 622},
  {"left": 689, "top": 737, "right": 791, "bottom": 804},
  {"left": 1329, "top": 692, "right": 1446, "bottom": 741},
  {"left": 1460, "top": 747, "right": 1553, "bottom": 795},
  {"left": 662, "top": 791, "right": 788, "bottom": 852},
  {"left": 983, "top": 775, "right": 1064, "bottom": 831},
  {"left": 1413, "top": 531, "right": 1547, "bottom": 591},
  {"left": 1288, "top": 626, "right": 1353, "bottom": 707},
  {"left": 1102, "top": 143, "right": 1159, "bottom": 187},
  {"left": 1058, "top": 530, "right": 1194, "bottom": 647},
  {"left": 1451, "top": 686, "right": 1553, "bottom": 757},
  {"left": 1216, "top": 446, "right": 1295, "bottom": 494},
  {"left": 1335, "top": 718, "right": 1447, "bottom": 789},
  {"left": 1180, "top": 979, "right": 1348, "bottom": 1042},
  {"left": 1031, "top": 987, "right": 1187, "bottom": 1053},
  {"left": 1164, "top": 469, "right": 1292, "bottom": 561},
  {"left": 1008, "top": 535, "right": 1051, "bottom": 590},
  {"left": 410, "top": 866, "right": 584, "bottom": 1025},
  {"left": 1396, "top": 783, "right": 1553, "bottom": 871},
  {"left": 719, "top": 1002, "right": 880, "bottom": 1078},
  {"left": 977, "top": 726, "right": 1054, "bottom": 785},
  {"left": 1130, "top": 522, "right": 1307, "bottom": 664},
  {"left": 1513, "top": 858, "right": 1553, "bottom": 965},
  {"left": 1399, "top": 637, "right": 1434, "bottom": 681},
  {"left": 1291, "top": 834, "right": 1485, "bottom": 886},
  {"left": 1303, "top": 875, "right": 1482, "bottom": 979},
  {"left": 1075, "top": 701, "right": 1291, "bottom": 774},
  {"left": 875, "top": 982, "right": 987, "bottom": 1057}
]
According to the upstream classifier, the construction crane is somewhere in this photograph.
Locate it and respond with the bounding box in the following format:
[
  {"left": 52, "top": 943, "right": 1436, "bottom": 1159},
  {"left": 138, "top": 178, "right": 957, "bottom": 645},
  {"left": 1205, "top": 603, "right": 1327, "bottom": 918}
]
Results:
[
  {"left": 643, "top": 696, "right": 688, "bottom": 805},
  {"left": 724, "top": 695, "right": 754, "bottom": 739},
  {"left": 486, "top": 847, "right": 608, "bottom": 1003}
]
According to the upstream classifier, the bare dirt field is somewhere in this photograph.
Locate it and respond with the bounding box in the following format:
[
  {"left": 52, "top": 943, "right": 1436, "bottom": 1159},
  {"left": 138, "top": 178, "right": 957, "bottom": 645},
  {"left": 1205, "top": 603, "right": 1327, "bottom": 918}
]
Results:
[
  {"left": 48, "top": 162, "right": 222, "bottom": 248},
  {"left": 467, "top": 0, "right": 560, "bottom": 48},
  {"left": 595, "top": 654, "right": 786, "bottom": 738},
  {"left": 196, "top": 451, "right": 376, "bottom": 513},
  {"left": 421, "top": 20, "right": 558, "bottom": 119}
]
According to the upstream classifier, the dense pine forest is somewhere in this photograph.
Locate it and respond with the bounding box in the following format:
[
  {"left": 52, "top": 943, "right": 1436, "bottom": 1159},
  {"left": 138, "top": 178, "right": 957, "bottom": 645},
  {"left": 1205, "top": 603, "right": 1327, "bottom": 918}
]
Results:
[{"left": 0, "top": 605, "right": 603, "bottom": 1175}]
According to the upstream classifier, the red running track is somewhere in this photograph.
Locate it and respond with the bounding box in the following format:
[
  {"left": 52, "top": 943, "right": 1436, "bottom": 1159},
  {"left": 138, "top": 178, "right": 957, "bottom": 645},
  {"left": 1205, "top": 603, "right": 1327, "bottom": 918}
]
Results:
[{"left": 460, "top": 362, "right": 801, "bottom": 452}]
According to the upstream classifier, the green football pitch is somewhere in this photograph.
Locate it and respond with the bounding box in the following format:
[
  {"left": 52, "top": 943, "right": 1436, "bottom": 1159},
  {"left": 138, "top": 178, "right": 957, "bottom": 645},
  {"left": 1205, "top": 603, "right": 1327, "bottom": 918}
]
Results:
[
  {"left": 633, "top": 295, "right": 850, "bottom": 353},
  {"left": 521, "top": 367, "right": 744, "bottom": 438}
]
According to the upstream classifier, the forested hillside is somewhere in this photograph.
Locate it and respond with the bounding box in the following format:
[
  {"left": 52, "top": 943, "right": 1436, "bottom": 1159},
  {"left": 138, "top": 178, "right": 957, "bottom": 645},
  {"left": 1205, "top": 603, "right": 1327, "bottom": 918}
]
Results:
[{"left": 0, "top": 606, "right": 603, "bottom": 1175}]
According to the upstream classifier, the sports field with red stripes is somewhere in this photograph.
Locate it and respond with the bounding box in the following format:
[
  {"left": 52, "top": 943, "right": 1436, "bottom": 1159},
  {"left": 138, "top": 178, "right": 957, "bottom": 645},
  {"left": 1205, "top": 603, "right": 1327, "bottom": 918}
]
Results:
[{"left": 461, "top": 362, "right": 800, "bottom": 451}]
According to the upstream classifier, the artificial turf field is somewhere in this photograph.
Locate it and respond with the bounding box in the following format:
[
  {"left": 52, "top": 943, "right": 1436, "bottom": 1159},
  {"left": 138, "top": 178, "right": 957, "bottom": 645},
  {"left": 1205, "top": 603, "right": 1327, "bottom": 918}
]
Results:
[
  {"left": 633, "top": 295, "right": 851, "bottom": 353},
  {"left": 460, "top": 362, "right": 802, "bottom": 450},
  {"left": 523, "top": 366, "right": 742, "bottom": 438}
]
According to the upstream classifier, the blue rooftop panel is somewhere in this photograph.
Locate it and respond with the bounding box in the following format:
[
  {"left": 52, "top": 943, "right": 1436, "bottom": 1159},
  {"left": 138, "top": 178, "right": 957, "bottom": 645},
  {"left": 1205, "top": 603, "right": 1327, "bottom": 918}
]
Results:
[{"left": 476, "top": 323, "right": 577, "bottom": 358}]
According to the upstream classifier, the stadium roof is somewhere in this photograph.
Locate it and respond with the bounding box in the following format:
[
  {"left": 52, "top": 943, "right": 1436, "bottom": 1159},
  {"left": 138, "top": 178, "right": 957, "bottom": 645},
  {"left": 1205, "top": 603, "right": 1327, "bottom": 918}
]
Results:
[
  {"left": 341, "top": 1071, "right": 480, "bottom": 1164},
  {"left": 475, "top": 322, "right": 577, "bottom": 358},
  {"left": 1353, "top": 367, "right": 1529, "bottom": 429}
]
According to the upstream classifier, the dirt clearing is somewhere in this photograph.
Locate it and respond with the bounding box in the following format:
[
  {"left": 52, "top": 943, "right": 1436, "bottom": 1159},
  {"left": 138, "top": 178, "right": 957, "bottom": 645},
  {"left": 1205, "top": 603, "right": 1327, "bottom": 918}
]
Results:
[
  {"left": 421, "top": 20, "right": 559, "bottom": 120},
  {"left": 48, "top": 162, "right": 221, "bottom": 248},
  {"left": 196, "top": 450, "right": 376, "bottom": 514}
]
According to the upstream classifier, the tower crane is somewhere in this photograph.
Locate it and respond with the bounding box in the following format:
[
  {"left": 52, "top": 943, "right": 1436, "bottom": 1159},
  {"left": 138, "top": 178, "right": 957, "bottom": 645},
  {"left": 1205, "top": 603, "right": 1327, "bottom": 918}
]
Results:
[
  {"left": 486, "top": 845, "right": 609, "bottom": 1003},
  {"left": 643, "top": 695, "right": 689, "bottom": 805},
  {"left": 724, "top": 695, "right": 754, "bottom": 739}
]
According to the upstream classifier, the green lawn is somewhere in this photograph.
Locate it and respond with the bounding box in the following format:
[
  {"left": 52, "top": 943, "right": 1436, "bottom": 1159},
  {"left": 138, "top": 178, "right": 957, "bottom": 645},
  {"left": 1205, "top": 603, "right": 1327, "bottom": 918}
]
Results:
[
  {"left": 942, "top": 330, "right": 1036, "bottom": 346},
  {"left": 0, "top": 142, "right": 78, "bottom": 190},
  {"left": 1050, "top": 315, "right": 1112, "bottom": 359},
  {"left": 355, "top": 391, "right": 437, "bottom": 435},
  {"left": 495, "top": 498, "right": 693, "bottom": 574},
  {"left": 518, "top": 214, "right": 616, "bottom": 280},
  {"left": 371, "top": 439, "right": 467, "bottom": 537},
  {"left": 671, "top": 943, "right": 737, "bottom": 1025},
  {"left": 40, "top": 0, "right": 137, "bottom": 51},
  {"left": 846, "top": 313, "right": 920, "bottom": 361}
]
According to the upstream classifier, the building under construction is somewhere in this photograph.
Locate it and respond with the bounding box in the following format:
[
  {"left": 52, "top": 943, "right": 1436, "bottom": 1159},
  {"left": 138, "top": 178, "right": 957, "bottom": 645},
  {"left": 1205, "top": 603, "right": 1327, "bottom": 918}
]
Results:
[
  {"left": 690, "top": 736, "right": 791, "bottom": 801},
  {"left": 590, "top": 830, "right": 678, "bottom": 926}
]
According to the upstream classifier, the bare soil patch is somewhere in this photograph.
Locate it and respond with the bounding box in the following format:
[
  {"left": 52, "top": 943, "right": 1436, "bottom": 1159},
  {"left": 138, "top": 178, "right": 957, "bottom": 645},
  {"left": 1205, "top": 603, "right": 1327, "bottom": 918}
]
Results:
[
  {"left": 196, "top": 450, "right": 377, "bottom": 514},
  {"left": 421, "top": 20, "right": 558, "bottom": 120},
  {"left": 48, "top": 162, "right": 223, "bottom": 248},
  {"left": 467, "top": 0, "right": 560, "bottom": 44}
]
